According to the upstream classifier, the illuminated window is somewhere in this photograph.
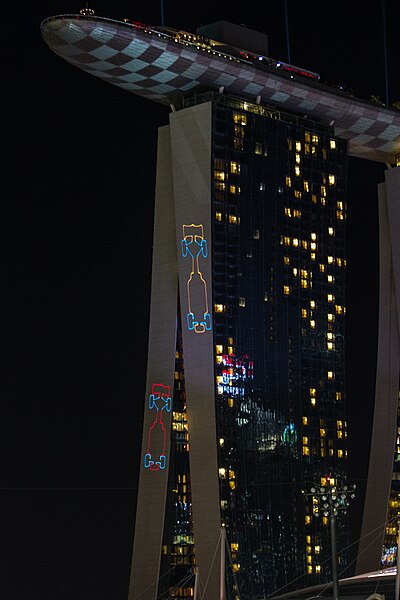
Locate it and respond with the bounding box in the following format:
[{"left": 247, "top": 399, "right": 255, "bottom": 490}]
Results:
[
  {"left": 330, "top": 139, "right": 336, "bottom": 150},
  {"left": 294, "top": 190, "right": 302, "bottom": 199},
  {"left": 310, "top": 242, "right": 317, "bottom": 251},
  {"left": 230, "top": 185, "right": 240, "bottom": 195},
  {"left": 295, "top": 153, "right": 301, "bottom": 164},
  {"left": 338, "top": 449, "right": 344, "bottom": 458},
  {"left": 232, "top": 563, "right": 240, "bottom": 573},
  {"left": 296, "top": 141, "right": 302, "bottom": 152},
  {"left": 215, "top": 303, "right": 225, "bottom": 313},
  {"left": 239, "top": 297, "right": 246, "bottom": 307},
  {"left": 327, "top": 371, "right": 334, "bottom": 380},
  {"left": 231, "top": 542, "right": 239, "bottom": 552},
  {"left": 292, "top": 238, "right": 299, "bottom": 247},
  {"left": 303, "top": 416, "right": 308, "bottom": 425},
  {"left": 219, "top": 438, "right": 224, "bottom": 447},
  {"left": 219, "top": 468, "right": 226, "bottom": 479},
  {"left": 311, "top": 397, "right": 316, "bottom": 407},
  {"left": 253, "top": 229, "right": 260, "bottom": 239},
  {"left": 327, "top": 274, "right": 334, "bottom": 283},
  {"left": 310, "top": 319, "right": 315, "bottom": 328},
  {"left": 302, "top": 309, "right": 308, "bottom": 318},
  {"left": 233, "top": 113, "right": 247, "bottom": 125},
  {"left": 336, "top": 305, "right": 343, "bottom": 314},
  {"left": 328, "top": 227, "right": 335, "bottom": 236},
  {"left": 327, "top": 342, "right": 334, "bottom": 350},
  {"left": 328, "top": 313, "right": 334, "bottom": 322},
  {"left": 305, "top": 515, "right": 311, "bottom": 524},
  {"left": 255, "top": 142, "right": 262, "bottom": 155},
  {"left": 304, "top": 180, "right": 310, "bottom": 192},
  {"left": 336, "top": 391, "right": 342, "bottom": 401},
  {"left": 214, "top": 181, "right": 225, "bottom": 191},
  {"left": 315, "top": 565, "right": 321, "bottom": 574},
  {"left": 320, "top": 264, "right": 325, "bottom": 272},
  {"left": 302, "top": 240, "right": 308, "bottom": 249},
  {"left": 320, "top": 428, "right": 326, "bottom": 438},
  {"left": 302, "top": 280, "right": 308, "bottom": 289},
  {"left": 234, "top": 125, "right": 245, "bottom": 138},
  {"left": 337, "top": 201, "right": 344, "bottom": 210},
  {"left": 327, "top": 332, "right": 334, "bottom": 340},
  {"left": 234, "top": 137, "right": 244, "bottom": 150},
  {"left": 328, "top": 294, "right": 334, "bottom": 302},
  {"left": 293, "top": 268, "right": 298, "bottom": 276},
  {"left": 307, "top": 566, "right": 313, "bottom": 574},
  {"left": 230, "top": 161, "right": 240, "bottom": 174},
  {"left": 284, "top": 236, "right": 290, "bottom": 246},
  {"left": 303, "top": 436, "right": 309, "bottom": 445},
  {"left": 305, "top": 132, "right": 311, "bottom": 143},
  {"left": 312, "top": 194, "right": 317, "bottom": 204},
  {"left": 295, "top": 165, "right": 301, "bottom": 177},
  {"left": 312, "top": 134, "right": 319, "bottom": 144},
  {"left": 228, "top": 397, "right": 234, "bottom": 408},
  {"left": 214, "top": 170, "right": 225, "bottom": 181},
  {"left": 285, "top": 207, "right": 292, "bottom": 217},
  {"left": 327, "top": 255, "right": 334, "bottom": 264},
  {"left": 310, "top": 300, "right": 316, "bottom": 308},
  {"left": 284, "top": 256, "right": 290, "bottom": 265},
  {"left": 303, "top": 446, "right": 310, "bottom": 456},
  {"left": 329, "top": 174, "right": 335, "bottom": 185},
  {"left": 216, "top": 345, "right": 223, "bottom": 354},
  {"left": 286, "top": 176, "right": 292, "bottom": 187},
  {"left": 283, "top": 285, "right": 291, "bottom": 295},
  {"left": 229, "top": 480, "right": 236, "bottom": 490},
  {"left": 229, "top": 214, "right": 238, "bottom": 224},
  {"left": 322, "top": 516, "right": 328, "bottom": 526},
  {"left": 215, "top": 211, "right": 222, "bottom": 221},
  {"left": 321, "top": 185, "right": 326, "bottom": 197}
]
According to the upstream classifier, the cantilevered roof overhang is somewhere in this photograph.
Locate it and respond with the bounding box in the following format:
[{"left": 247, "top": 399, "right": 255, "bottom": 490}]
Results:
[{"left": 41, "top": 14, "right": 400, "bottom": 164}]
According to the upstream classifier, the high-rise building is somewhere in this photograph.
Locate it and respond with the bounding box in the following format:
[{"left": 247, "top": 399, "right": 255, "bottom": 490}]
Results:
[
  {"left": 41, "top": 12, "right": 400, "bottom": 600},
  {"left": 356, "top": 162, "right": 400, "bottom": 576}
]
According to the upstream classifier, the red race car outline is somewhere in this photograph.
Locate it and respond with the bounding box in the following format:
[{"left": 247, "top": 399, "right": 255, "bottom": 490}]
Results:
[{"left": 144, "top": 383, "right": 172, "bottom": 471}]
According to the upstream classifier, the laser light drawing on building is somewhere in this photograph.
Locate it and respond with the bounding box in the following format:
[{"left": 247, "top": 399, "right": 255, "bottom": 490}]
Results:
[{"left": 41, "top": 11, "right": 400, "bottom": 600}]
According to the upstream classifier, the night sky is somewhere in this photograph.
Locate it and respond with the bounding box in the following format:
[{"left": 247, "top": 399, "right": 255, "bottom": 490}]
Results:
[{"left": 4, "top": 1, "right": 400, "bottom": 599}]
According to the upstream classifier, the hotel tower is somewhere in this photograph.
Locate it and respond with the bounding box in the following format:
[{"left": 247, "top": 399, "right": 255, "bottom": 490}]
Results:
[{"left": 41, "top": 12, "right": 400, "bottom": 600}]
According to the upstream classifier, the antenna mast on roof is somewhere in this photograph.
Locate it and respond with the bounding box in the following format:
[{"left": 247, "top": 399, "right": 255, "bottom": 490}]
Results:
[
  {"left": 160, "top": 0, "right": 165, "bottom": 26},
  {"left": 283, "top": 0, "right": 291, "bottom": 64}
]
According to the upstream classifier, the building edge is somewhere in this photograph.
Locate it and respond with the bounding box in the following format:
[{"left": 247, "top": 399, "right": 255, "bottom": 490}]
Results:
[{"left": 356, "top": 166, "right": 400, "bottom": 574}]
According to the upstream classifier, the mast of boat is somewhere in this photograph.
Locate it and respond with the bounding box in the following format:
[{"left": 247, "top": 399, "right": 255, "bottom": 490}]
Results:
[
  {"left": 220, "top": 526, "right": 226, "bottom": 600},
  {"left": 193, "top": 566, "right": 199, "bottom": 600}
]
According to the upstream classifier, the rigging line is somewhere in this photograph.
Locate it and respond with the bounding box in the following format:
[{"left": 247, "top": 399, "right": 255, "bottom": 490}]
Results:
[
  {"left": 0, "top": 486, "right": 138, "bottom": 491},
  {"left": 224, "top": 531, "right": 241, "bottom": 599},
  {"left": 264, "top": 513, "right": 398, "bottom": 599},
  {"left": 200, "top": 529, "right": 223, "bottom": 600},
  {"left": 158, "top": 571, "right": 194, "bottom": 600}
]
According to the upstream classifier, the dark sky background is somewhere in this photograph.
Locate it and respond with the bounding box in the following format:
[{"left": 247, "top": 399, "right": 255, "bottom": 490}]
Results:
[{"left": 3, "top": 1, "right": 400, "bottom": 599}]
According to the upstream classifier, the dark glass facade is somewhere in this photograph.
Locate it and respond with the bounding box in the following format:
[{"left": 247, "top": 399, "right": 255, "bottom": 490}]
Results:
[{"left": 159, "top": 94, "right": 350, "bottom": 599}]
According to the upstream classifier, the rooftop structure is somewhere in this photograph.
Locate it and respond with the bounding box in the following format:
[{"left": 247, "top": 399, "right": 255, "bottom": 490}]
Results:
[{"left": 41, "top": 14, "right": 400, "bottom": 164}]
